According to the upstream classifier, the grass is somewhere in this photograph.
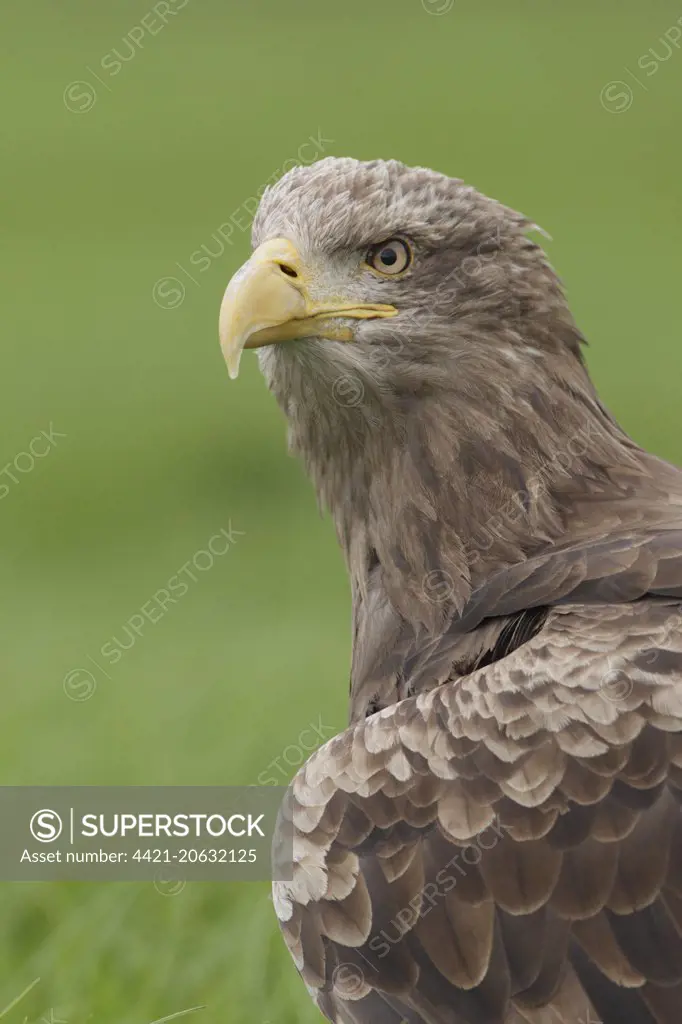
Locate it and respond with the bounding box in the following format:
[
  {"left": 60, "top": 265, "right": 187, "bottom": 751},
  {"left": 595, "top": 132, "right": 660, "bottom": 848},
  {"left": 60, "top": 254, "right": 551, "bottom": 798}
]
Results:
[{"left": 1, "top": 0, "right": 681, "bottom": 1020}]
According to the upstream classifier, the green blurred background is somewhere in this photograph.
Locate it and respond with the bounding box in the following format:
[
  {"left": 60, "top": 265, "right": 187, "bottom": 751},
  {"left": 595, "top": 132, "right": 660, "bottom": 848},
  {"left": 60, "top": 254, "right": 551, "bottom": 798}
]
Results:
[{"left": 1, "top": 0, "right": 681, "bottom": 1020}]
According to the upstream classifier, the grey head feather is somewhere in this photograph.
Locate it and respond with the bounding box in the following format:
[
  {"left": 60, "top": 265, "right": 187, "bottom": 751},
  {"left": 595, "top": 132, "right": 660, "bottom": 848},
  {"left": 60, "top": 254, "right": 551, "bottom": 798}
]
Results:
[{"left": 250, "top": 157, "right": 679, "bottom": 632}]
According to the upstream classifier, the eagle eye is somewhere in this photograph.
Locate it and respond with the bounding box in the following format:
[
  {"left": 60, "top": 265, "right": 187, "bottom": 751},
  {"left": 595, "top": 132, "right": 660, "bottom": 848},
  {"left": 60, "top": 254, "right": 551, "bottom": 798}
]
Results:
[{"left": 366, "top": 238, "right": 412, "bottom": 277}]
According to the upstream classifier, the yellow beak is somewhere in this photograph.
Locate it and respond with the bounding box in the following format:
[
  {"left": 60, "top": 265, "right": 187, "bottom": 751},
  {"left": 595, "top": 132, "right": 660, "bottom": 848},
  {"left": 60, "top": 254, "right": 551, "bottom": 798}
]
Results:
[{"left": 218, "top": 238, "right": 397, "bottom": 378}]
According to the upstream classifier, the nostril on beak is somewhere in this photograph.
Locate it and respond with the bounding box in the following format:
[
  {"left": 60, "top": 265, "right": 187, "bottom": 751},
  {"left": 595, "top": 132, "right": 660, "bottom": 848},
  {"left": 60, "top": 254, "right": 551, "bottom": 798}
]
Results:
[{"left": 277, "top": 262, "right": 298, "bottom": 279}]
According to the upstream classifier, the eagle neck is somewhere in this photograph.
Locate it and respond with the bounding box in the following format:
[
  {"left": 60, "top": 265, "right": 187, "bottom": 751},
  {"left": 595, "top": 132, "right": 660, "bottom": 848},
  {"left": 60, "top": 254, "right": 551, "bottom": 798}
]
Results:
[{"left": 260, "top": 341, "right": 649, "bottom": 632}]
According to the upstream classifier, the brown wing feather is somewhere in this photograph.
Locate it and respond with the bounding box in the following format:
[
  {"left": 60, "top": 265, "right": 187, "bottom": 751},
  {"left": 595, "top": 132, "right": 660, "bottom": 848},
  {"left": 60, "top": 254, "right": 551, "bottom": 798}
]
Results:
[{"left": 274, "top": 597, "right": 682, "bottom": 1024}]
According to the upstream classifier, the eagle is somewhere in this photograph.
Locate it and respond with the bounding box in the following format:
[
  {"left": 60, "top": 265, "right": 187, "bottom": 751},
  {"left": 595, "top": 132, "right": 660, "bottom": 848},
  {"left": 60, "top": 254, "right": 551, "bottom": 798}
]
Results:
[{"left": 218, "top": 157, "right": 682, "bottom": 1024}]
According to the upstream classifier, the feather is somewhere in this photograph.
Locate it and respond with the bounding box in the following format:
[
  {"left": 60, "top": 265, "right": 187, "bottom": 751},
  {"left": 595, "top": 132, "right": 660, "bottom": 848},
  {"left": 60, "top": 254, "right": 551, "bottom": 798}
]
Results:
[{"left": 233, "top": 156, "right": 682, "bottom": 1022}]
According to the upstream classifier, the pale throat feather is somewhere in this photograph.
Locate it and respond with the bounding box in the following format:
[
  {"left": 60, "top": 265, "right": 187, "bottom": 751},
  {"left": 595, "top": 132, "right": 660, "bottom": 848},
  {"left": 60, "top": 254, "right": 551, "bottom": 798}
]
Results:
[{"left": 259, "top": 334, "right": 644, "bottom": 632}]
